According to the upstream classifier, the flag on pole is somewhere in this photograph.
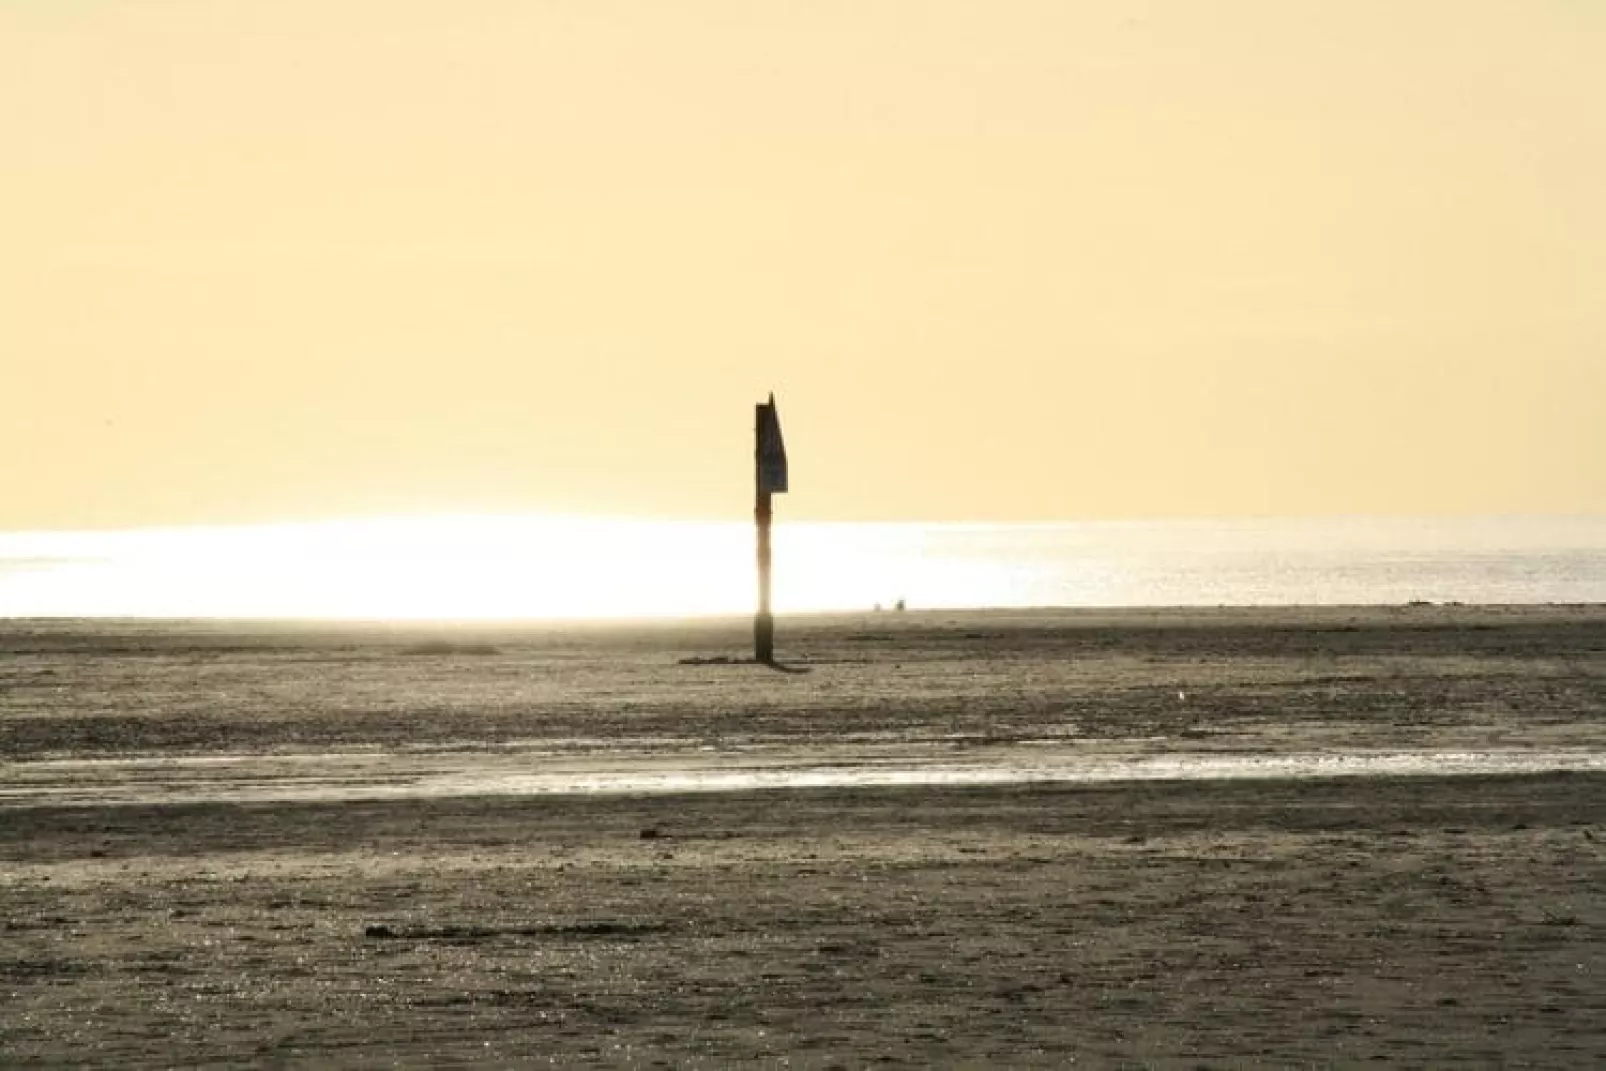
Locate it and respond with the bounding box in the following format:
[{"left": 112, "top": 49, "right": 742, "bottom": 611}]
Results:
[{"left": 757, "top": 394, "right": 789, "bottom": 494}]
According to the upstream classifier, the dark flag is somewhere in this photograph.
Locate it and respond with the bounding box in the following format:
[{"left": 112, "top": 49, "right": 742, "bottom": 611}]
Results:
[{"left": 757, "top": 393, "right": 789, "bottom": 494}]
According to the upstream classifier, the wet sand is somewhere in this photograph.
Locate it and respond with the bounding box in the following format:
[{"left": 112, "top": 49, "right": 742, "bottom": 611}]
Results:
[{"left": 2, "top": 606, "right": 1604, "bottom": 1066}]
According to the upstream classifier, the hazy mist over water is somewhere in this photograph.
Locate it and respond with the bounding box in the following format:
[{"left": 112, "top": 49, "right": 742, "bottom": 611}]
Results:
[{"left": 1, "top": 515, "right": 1601, "bottom": 620}]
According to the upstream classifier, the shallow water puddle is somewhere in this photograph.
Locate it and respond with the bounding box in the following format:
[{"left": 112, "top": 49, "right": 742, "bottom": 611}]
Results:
[{"left": 3, "top": 745, "right": 1603, "bottom": 807}]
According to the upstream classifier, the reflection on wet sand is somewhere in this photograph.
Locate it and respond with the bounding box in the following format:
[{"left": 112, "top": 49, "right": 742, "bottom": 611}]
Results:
[{"left": 6, "top": 742, "right": 1603, "bottom": 807}]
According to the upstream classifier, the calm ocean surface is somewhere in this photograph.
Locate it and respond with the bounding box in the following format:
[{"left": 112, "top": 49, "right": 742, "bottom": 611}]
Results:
[{"left": 0, "top": 515, "right": 1602, "bottom": 619}]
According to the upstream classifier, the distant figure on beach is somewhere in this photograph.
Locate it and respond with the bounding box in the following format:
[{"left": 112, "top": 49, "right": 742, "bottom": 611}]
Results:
[{"left": 894, "top": 598, "right": 906, "bottom": 612}]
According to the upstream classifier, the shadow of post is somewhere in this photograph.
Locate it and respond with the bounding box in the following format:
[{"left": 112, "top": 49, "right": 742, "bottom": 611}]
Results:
[{"left": 676, "top": 656, "right": 812, "bottom": 674}]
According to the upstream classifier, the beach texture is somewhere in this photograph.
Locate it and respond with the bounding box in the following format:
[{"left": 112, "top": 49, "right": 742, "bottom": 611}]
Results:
[{"left": 3, "top": 606, "right": 1604, "bottom": 1066}]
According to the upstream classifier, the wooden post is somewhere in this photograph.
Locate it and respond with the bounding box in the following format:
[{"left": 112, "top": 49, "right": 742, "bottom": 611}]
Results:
[{"left": 754, "top": 402, "right": 775, "bottom": 663}]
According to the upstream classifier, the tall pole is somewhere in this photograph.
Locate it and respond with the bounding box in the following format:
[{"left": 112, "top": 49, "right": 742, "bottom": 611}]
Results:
[{"left": 754, "top": 402, "right": 775, "bottom": 663}]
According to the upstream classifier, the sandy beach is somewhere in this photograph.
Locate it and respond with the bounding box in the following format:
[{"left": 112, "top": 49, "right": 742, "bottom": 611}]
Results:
[{"left": 3, "top": 606, "right": 1604, "bottom": 1066}]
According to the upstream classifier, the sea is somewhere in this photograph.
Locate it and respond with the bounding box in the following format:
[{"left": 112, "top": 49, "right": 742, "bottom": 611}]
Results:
[{"left": 0, "top": 514, "right": 1602, "bottom": 620}]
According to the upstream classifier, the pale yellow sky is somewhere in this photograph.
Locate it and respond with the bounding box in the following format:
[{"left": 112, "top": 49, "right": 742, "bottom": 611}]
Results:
[{"left": 3, "top": 1, "right": 1602, "bottom": 529}]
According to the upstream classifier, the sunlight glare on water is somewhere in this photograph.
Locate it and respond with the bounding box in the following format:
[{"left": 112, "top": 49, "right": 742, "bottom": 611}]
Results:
[
  {"left": 0, "top": 515, "right": 980, "bottom": 619},
  {"left": 0, "top": 513, "right": 1602, "bottom": 619}
]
